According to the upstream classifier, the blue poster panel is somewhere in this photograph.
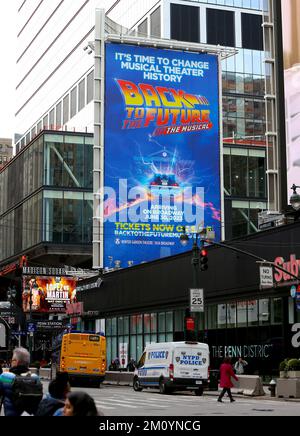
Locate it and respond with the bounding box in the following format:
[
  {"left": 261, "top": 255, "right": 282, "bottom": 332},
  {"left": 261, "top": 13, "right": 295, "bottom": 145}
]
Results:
[{"left": 103, "top": 43, "right": 221, "bottom": 269}]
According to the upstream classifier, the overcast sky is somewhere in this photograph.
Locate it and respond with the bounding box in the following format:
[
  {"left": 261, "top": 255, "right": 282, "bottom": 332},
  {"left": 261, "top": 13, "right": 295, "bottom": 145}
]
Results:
[{"left": 0, "top": 4, "right": 16, "bottom": 139}]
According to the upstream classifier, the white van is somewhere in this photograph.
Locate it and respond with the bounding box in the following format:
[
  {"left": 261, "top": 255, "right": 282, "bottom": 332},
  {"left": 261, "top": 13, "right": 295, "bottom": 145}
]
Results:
[{"left": 133, "top": 341, "right": 209, "bottom": 395}]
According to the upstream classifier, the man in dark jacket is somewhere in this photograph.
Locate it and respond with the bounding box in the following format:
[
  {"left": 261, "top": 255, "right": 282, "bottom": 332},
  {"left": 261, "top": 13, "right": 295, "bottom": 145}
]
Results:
[
  {"left": 35, "top": 372, "right": 70, "bottom": 416},
  {"left": 0, "top": 347, "right": 41, "bottom": 416}
]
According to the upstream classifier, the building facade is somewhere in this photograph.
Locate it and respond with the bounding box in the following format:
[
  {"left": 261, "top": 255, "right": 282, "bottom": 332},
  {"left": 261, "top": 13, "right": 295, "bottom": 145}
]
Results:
[
  {"left": 15, "top": 0, "right": 268, "bottom": 241},
  {"left": 0, "top": 138, "right": 13, "bottom": 168},
  {"left": 0, "top": 130, "right": 93, "bottom": 267},
  {"left": 78, "top": 221, "right": 300, "bottom": 377}
]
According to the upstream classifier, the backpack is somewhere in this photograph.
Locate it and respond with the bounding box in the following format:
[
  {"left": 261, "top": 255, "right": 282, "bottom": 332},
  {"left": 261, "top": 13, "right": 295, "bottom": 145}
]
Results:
[{"left": 10, "top": 373, "right": 43, "bottom": 415}]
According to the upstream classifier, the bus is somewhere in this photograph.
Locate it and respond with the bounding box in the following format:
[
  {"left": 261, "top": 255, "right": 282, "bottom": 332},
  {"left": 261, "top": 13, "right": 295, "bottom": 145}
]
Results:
[{"left": 52, "top": 331, "right": 106, "bottom": 387}]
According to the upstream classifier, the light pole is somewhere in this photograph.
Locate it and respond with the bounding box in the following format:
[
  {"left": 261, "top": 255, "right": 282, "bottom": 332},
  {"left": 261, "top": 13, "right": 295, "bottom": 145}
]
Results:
[
  {"left": 7, "top": 286, "right": 17, "bottom": 357},
  {"left": 180, "top": 228, "right": 208, "bottom": 342}
]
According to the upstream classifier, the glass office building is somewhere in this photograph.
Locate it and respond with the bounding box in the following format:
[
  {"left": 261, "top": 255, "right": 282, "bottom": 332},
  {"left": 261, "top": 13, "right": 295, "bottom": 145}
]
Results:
[
  {"left": 15, "top": 0, "right": 268, "bottom": 242},
  {"left": 0, "top": 131, "right": 93, "bottom": 265}
]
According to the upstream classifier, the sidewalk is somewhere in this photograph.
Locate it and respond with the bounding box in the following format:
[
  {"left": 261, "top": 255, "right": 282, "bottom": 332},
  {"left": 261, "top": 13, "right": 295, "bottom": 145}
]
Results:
[{"left": 205, "top": 387, "right": 300, "bottom": 402}]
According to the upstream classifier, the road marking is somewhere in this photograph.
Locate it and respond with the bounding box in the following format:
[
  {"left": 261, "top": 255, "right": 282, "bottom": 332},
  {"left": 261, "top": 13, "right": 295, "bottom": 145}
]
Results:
[
  {"left": 98, "top": 399, "right": 139, "bottom": 408},
  {"left": 94, "top": 402, "right": 116, "bottom": 410}
]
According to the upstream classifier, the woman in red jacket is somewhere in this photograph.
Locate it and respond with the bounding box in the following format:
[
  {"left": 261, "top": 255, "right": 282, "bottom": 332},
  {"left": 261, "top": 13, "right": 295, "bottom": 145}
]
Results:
[{"left": 217, "top": 356, "right": 239, "bottom": 403}]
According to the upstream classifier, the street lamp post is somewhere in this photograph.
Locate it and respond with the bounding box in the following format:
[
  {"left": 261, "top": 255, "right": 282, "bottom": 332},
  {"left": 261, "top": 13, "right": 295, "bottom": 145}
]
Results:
[
  {"left": 180, "top": 228, "right": 208, "bottom": 342},
  {"left": 7, "top": 286, "right": 17, "bottom": 358}
]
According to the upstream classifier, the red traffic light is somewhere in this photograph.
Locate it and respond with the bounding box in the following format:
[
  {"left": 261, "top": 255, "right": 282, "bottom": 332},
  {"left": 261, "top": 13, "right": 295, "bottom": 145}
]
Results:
[{"left": 200, "top": 248, "right": 208, "bottom": 271}]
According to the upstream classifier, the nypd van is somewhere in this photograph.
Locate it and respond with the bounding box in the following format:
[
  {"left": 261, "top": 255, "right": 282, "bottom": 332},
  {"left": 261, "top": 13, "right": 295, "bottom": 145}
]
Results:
[{"left": 133, "top": 341, "right": 209, "bottom": 395}]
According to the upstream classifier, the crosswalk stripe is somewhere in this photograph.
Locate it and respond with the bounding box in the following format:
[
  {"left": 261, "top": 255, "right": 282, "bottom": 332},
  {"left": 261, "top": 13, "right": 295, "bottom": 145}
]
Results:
[
  {"left": 96, "top": 399, "right": 138, "bottom": 408},
  {"left": 95, "top": 402, "right": 116, "bottom": 410},
  {"left": 114, "top": 395, "right": 198, "bottom": 404}
]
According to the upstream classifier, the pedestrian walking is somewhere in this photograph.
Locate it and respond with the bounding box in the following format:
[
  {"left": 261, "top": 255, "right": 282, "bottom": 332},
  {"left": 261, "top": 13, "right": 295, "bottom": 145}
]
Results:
[
  {"left": 35, "top": 372, "right": 70, "bottom": 416},
  {"left": 234, "top": 356, "right": 248, "bottom": 375},
  {"left": 217, "top": 356, "right": 238, "bottom": 403},
  {"left": 0, "top": 347, "right": 43, "bottom": 416},
  {"left": 62, "top": 391, "right": 99, "bottom": 416}
]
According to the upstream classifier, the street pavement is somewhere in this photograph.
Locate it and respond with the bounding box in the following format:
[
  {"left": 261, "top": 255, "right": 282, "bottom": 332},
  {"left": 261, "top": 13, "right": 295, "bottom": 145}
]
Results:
[
  {"left": 1, "top": 382, "right": 299, "bottom": 417},
  {"left": 39, "top": 382, "right": 300, "bottom": 416}
]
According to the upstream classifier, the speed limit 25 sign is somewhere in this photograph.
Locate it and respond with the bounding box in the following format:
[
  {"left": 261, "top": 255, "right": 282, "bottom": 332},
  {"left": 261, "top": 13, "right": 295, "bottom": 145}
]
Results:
[{"left": 190, "top": 288, "right": 204, "bottom": 312}]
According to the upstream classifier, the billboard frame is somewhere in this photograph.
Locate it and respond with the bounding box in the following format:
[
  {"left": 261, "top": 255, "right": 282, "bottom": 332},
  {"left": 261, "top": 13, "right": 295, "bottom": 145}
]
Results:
[{"left": 93, "top": 8, "right": 236, "bottom": 270}]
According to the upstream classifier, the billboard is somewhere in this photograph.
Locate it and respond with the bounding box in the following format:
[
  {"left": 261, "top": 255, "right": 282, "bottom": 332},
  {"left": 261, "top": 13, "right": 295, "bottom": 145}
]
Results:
[
  {"left": 281, "top": 0, "right": 300, "bottom": 194},
  {"left": 22, "top": 276, "right": 77, "bottom": 313},
  {"left": 103, "top": 43, "right": 221, "bottom": 268}
]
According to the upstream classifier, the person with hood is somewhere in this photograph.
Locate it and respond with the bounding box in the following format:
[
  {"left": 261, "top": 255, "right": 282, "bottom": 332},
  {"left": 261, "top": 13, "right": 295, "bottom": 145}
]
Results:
[
  {"left": 0, "top": 347, "right": 42, "bottom": 416},
  {"left": 35, "top": 372, "right": 70, "bottom": 416}
]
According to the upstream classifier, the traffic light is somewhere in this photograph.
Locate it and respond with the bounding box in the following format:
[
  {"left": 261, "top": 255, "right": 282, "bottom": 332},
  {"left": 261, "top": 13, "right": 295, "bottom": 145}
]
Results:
[
  {"left": 184, "top": 308, "right": 196, "bottom": 341},
  {"left": 200, "top": 248, "right": 208, "bottom": 271}
]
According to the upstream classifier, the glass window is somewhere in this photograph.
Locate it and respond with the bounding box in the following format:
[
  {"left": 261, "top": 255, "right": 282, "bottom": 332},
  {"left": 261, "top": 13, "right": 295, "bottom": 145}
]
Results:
[
  {"left": 62, "top": 192, "right": 83, "bottom": 243},
  {"left": 144, "top": 313, "right": 151, "bottom": 334},
  {"left": 63, "top": 94, "right": 69, "bottom": 124},
  {"left": 87, "top": 70, "right": 94, "bottom": 104},
  {"left": 43, "top": 115, "right": 48, "bottom": 129},
  {"left": 130, "top": 336, "right": 137, "bottom": 362},
  {"left": 78, "top": 78, "right": 85, "bottom": 111},
  {"left": 49, "top": 108, "right": 55, "bottom": 128},
  {"left": 271, "top": 298, "right": 282, "bottom": 325},
  {"left": 237, "top": 301, "right": 247, "bottom": 327},
  {"left": 206, "top": 305, "right": 217, "bottom": 329},
  {"left": 227, "top": 302, "right": 236, "bottom": 328},
  {"left": 137, "top": 314, "right": 143, "bottom": 334},
  {"left": 43, "top": 192, "right": 63, "bottom": 243},
  {"left": 150, "top": 7, "right": 161, "bottom": 38},
  {"left": 217, "top": 304, "right": 227, "bottom": 328},
  {"left": 259, "top": 299, "right": 270, "bottom": 325},
  {"left": 106, "top": 318, "right": 112, "bottom": 336},
  {"left": 231, "top": 155, "right": 247, "bottom": 196},
  {"left": 288, "top": 297, "right": 295, "bottom": 325},
  {"left": 158, "top": 333, "right": 166, "bottom": 343},
  {"left": 166, "top": 312, "right": 173, "bottom": 332},
  {"left": 111, "top": 337, "right": 117, "bottom": 362},
  {"left": 56, "top": 102, "right": 62, "bottom": 127},
  {"left": 171, "top": 3, "right": 199, "bottom": 43},
  {"left": 137, "top": 19, "right": 147, "bottom": 36},
  {"left": 144, "top": 334, "right": 151, "bottom": 346},
  {"left": 207, "top": 8, "right": 235, "bottom": 47},
  {"left": 70, "top": 87, "right": 77, "bottom": 118},
  {"left": 150, "top": 313, "right": 157, "bottom": 333},
  {"left": 247, "top": 300, "right": 258, "bottom": 326},
  {"left": 118, "top": 317, "right": 123, "bottom": 335},
  {"left": 232, "top": 207, "right": 249, "bottom": 238},
  {"left": 130, "top": 315, "right": 137, "bottom": 334},
  {"left": 111, "top": 318, "right": 117, "bottom": 336},
  {"left": 124, "top": 316, "right": 129, "bottom": 335},
  {"left": 241, "top": 13, "right": 263, "bottom": 51},
  {"left": 158, "top": 312, "right": 165, "bottom": 332},
  {"left": 174, "top": 310, "right": 184, "bottom": 332},
  {"left": 137, "top": 335, "right": 143, "bottom": 360},
  {"left": 166, "top": 333, "right": 173, "bottom": 342}
]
